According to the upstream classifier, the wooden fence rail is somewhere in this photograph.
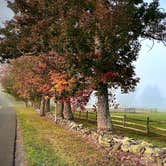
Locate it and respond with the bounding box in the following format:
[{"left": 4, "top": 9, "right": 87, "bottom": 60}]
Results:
[{"left": 73, "top": 111, "right": 166, "bottom": 136}]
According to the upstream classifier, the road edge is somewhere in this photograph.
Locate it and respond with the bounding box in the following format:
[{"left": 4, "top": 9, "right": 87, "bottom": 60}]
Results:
[{"left": 14, "top": 115, "right": 27, "bottom": 166}]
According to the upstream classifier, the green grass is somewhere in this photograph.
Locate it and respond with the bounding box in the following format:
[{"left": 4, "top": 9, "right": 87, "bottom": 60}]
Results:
[
  {"left": 111, "top": 112, "right": 166, "bottom": 128},
  {"left": 73, "top": 111, "right": 166, "bottom": 148},
  {"left": 16, "top": 106, "right": 117, "bottom": 166}
]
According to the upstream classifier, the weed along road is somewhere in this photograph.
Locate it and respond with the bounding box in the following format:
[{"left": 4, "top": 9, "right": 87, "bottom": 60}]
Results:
[{"left": 0, "top": 107, "right": 16, "bottom": 166}]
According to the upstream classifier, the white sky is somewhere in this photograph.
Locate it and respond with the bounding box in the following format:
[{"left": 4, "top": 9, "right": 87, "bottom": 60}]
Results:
[
  {"left": 136, "top": 40, "right": 166, "bottom": 96},
  {"left": 0, "top": 0, "right": 14, "bottom": 26}
]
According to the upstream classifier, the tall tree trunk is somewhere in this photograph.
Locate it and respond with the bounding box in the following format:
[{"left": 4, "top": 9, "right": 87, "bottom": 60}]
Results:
[
  {"left": 36, "top": 100, "right": 41, "bottom": 109},
  {"left": 40, "top": 97, "right": 45, "bottom": 116},
  {"left": 97, "top": 85, "right": 112, "bottom": 132},
  {"left": 25, "top": 100, "right": 28, "bottom": 107},
  {"left": 44, "top": 98, "right": 50, "bottom": 112},
  {"left": 33, "top": 100, "right": 40, "bottom": 109},
  {"left": 55, "top": 101, "right": 63, "bottom": 121},
  {"left": 38, "top": 101, "right": 41, "bottom": 109},
  {"left": 31, "top": 101, "right": 35, "bottom": 108},
  {"left": 63, "top": 100, "right": 73, "bottom": 120}
]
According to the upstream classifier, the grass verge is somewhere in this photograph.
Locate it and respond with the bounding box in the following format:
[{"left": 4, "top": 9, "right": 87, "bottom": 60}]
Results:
[{"left": 15, "top": 106, "right": 116, "bottom": 166}]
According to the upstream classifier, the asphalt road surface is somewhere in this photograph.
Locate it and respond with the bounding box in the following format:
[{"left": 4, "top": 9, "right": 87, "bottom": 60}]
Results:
[{"left": 0, "top": 107, "right": 16, "bottom": 166}]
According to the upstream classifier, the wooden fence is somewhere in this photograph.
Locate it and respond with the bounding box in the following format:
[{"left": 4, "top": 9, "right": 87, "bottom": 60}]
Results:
[{"left": 73, "top": 111, "right": 166, "bottom": 136}]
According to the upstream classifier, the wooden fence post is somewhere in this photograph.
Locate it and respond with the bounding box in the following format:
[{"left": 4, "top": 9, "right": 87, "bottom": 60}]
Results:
[
  {"left": 123, "top": 115, "right": 126, "bottom": 127},
  {"left": 86, "top": 111, "right": 88, "bottom": 121},
  {"left": 146, "top": 117, "right": 150, "bottom": 135}
]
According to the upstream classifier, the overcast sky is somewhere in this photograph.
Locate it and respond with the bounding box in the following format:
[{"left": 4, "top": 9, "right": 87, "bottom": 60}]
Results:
[
  {"left": 0, "top": 0, "right": 166, "bottom": 108},
  {"left": 134, "top": 0, "right": 166, "bottom": 107},
  {"left": 0, "top": 0, "right": 14, "bottom": 26}
]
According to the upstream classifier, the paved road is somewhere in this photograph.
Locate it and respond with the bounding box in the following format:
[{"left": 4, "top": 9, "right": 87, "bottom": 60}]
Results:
[{"left": 0, "top": 107, "right": 16, "bottom": 166}]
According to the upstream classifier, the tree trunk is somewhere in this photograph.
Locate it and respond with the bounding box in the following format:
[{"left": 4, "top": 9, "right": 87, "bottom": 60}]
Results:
[
  {"left": 33, "top": 100, "right": 41, "bottom": 109},
  {"left": 97, "top": 86, "right": 112, "bottom": 132},
  {"left": 44, "top": 98, "right": 50, "bottom": 112},
  {"left": 55, "top": 101, "right": 63, "bottom": 121},
  {"left": 31, "top": 101, "right": 35, "bottom": 108},
  {"left": 36, "top": 100, "right": 41, "bottom": 109},
  {"left": 40, "top": 97, "right": 45, "bottom": 116},
  {"left": 25, "top": 100, "right": 28, "bottom": 107},
  {"left": 63, "top": 100, "right": 73, "bottom": 120}
]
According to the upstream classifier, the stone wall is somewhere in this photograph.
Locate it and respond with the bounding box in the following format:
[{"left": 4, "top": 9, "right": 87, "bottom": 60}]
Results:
[{"left": 45, "top": 112, "right": 166, "bottom": 166}]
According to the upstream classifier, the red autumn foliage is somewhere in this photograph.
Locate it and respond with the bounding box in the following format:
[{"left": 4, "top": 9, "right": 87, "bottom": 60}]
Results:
[
  {"left": 100, "top": 71, "right": 116, "bottom": 83},
  {"left": 71, "top": 88, "right": 92, "bottom": 111}
]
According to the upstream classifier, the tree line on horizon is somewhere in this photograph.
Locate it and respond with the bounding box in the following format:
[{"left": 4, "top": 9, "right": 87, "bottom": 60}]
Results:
[{"left": 0, "top": 0, "right": 165, "bottom": 131}]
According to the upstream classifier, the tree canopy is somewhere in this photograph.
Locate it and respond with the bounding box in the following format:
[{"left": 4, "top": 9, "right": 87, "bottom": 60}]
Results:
[{"left": 0, "top": 0, "right": 165, "bottom": 131}]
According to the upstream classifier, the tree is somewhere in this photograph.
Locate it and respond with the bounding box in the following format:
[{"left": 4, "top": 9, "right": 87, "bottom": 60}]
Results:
[
  {"left": 50, "top": 70, "right": 76, "bottom": 120},
  {"left": 0, "top": 0, "right": 71, "bottom": 118},
  {"left": 56, "top": 0, "right": 166, "bottom": 131},
  {"left": 0, "top": 0, "right": 165, "bottom": 131}
]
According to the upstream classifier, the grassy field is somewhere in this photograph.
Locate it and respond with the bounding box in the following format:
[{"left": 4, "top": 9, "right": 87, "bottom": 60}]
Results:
[
  {"left": 111, "top": 111, "right": 166, "bottom": 128},
  {"left": 15, "top": 106, "right": 117, "bottom": 166},
  {"left": 73, "top": 111, "right": 166, "bottom": 148}
]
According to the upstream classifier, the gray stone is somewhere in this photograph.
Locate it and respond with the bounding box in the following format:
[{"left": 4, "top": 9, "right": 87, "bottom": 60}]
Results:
[
  {"left": 128, "top": 144, "right": 145, "bottom": 154},
  {"left": 81, "top": 128, "right": 91, "bottom": 135},
  {"left": 121, "top": 144, "right": 130, "bottom": 152},
  {"left": 69, "top": 122, "right": 78, "bottom": 130},
  {"left": 112, "top": 142, "right": 122, "bottom": 152},
  {"left": 78, "top": 123, "right": 84, "bottom": 129},
  {"left": 122, "top": 137, "right": 138, "bottom": 145},
  {"left": 159, "top": 148, "right": 166, "bottom": 156},
  {"left": 112, "top": 137, "right": 122, "bottom": 143},
  {"left": 144, "top": 147, "right": 161, "bottom": 157},
  {"left": 98, "top": 134, "right": 113, "bottom": 147},
  {"left": 91, "top": 131, "right": 99, "bottom": 141},
  {"left": 63, "top": 119, "right": 68, "bottom": 125},
  {"left": 156, "top": 157, "right": 163, "bottom": 166},
  {"left": 141, "top": 141, "right": 153, "bottom": 147},
  {"left": 121, "top": 138, "right": 136, "bottom": 152},
  {"left": 163, "top": 157, "right": 166, "bottom": 166}
]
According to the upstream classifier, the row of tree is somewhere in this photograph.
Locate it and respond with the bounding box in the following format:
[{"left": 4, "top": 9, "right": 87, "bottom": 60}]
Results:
[
  {"left": 0, "top": 0, "right": 165, "bottom": 131},
  {"left": 0, "top": 54, "right": 91, "bottom": 120}
]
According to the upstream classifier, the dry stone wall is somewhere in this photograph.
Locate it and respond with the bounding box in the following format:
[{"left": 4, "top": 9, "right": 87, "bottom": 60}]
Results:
[{"left": 44, "top": 112, "right": 166, "bottom": 166}]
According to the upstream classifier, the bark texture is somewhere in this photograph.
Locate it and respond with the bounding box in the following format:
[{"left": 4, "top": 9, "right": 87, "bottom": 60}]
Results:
[
  {"left": 33, "top": 100, "right": 41, "bottom": 109},
  {"left": 63, "top": 101, "right": 73, "bottom": 120},
  {"left": 44, "top": 98, "right": 50, "bottom": 112},
  {"left": 97, "top": 86, "right": 112, "bottom": 131},
  {"left": 25, "top": 100, "right": 28, "bottom": 107},
  {"left": 55, "top": 101, "right": 64, "bottom": 121},
  {"left": 40, "top": 97, "right": 45, "bottom": 116}
]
